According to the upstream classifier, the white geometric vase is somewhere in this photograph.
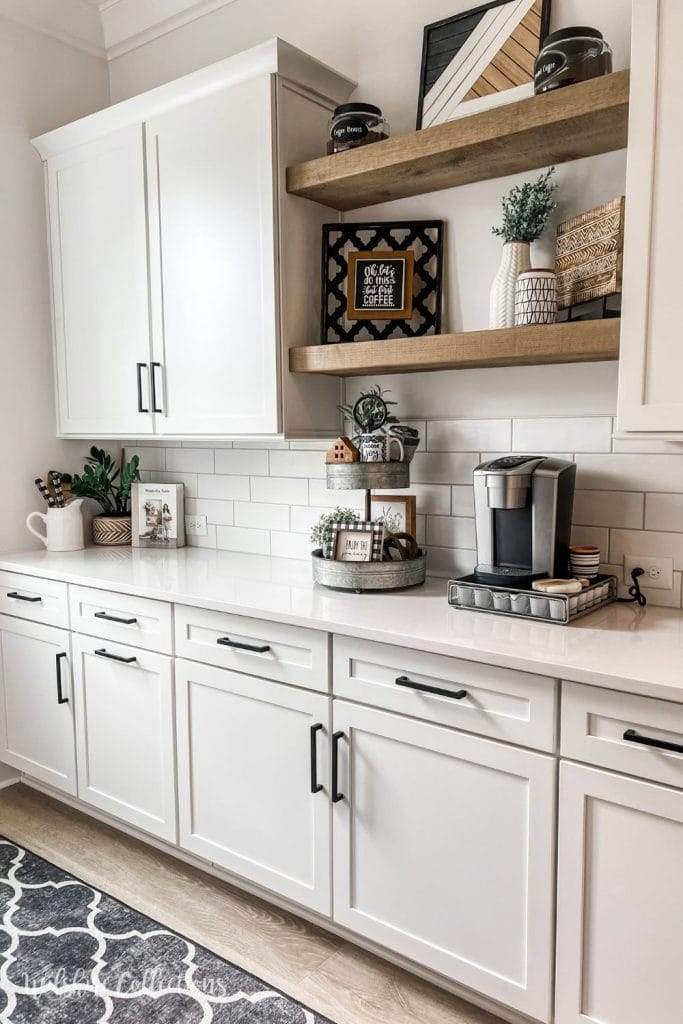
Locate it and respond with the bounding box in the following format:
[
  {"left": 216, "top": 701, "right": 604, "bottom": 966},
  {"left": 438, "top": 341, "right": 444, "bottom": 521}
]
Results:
[
  {"left": 515, "top": 269, "right": 558, "bottom": 326},
  {"left": 489, "top": 241, "right": 531, "bottom": 329}
]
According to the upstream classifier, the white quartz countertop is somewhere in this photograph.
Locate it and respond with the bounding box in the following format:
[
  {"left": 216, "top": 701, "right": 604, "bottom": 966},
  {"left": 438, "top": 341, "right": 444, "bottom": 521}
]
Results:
[{"left": 1, "top": 547, "right": 682, "bottom": 702}]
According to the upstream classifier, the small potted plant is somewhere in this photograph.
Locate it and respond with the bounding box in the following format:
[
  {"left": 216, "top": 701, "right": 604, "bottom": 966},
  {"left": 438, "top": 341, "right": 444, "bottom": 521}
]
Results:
[
  {"left": 311, "top": 507, "right": 361, "bottom": 557},
  {"left": 70, "top": 447, "right": 140, "bottom": 546},
  {"left": 338, "top": 384, "right": 403, "bottom": 461},
  {"left": 490, "top": 167, "right": 557, "bottom": 329}
]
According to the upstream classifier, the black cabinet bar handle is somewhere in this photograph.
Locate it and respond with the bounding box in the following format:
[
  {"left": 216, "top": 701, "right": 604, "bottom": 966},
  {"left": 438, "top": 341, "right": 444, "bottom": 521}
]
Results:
[
  {"left": 332, "top": 730, "right": 344, "bottom": 803},
  {"left": 136, "top": 363, "right": 149, "bottom": 414},
  {"left": 150, "top": 362, "right": 163, "bottom": 413},
  {"left": 623, "top": 728, "right": 683, "bottom": 755},
  {"left": 94, "top": 611, "right": 138, "bottom": 626},
  {"left": 94, "top": 648, "right": 137, "bottom": 664},
  {"left": 396, "top": 675, "right": 467, "bottom": 701},
  {"left": 310, "top": 723, "right": 323, "bottom": 794},
  {"left": 217, "top": 636, "right": 271, "bottom": 654},
  {"left": 7, "top": 592, "right": 41, "bottom": 603},
  {"left": 56, "top": 652, "right": 68, "bottom": 705}
]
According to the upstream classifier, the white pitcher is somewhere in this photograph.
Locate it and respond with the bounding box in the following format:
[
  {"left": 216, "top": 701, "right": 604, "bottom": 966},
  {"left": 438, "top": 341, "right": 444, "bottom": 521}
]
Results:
[{"left": 26, "top": 499, "right": 85, "bottom": 552}]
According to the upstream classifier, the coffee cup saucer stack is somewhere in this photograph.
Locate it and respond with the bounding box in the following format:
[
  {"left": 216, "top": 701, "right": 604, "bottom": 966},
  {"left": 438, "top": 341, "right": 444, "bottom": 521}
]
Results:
[{"left": 569, "top": 545, "right": 601, "bottom": 579}]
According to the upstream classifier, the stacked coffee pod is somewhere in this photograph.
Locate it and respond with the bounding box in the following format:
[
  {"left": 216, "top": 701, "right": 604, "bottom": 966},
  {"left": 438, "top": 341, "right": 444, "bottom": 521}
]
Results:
[{"left": 569, "top": 545, "right": 601, "bottom": 579}]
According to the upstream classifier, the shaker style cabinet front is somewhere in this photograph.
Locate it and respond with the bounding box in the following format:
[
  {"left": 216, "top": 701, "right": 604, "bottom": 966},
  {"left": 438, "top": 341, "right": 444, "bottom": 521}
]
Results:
[
  {"left": 555, "top": 762, "right": 683, "bottom": 1024},
  {"left": 0, "top": 616, "right": 76, "bottom": 794},
  {"left": 331, "top": 701, "right": 556, "bottom": 1022},
  {"left": 617, "top": 0, "right": 683, "bottom": 433}
]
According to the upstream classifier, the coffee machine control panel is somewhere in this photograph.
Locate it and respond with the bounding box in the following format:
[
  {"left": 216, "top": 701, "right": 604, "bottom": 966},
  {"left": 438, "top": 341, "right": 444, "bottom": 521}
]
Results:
[{"left": 486, "top": 456, "right": 537, "bottom": 471}]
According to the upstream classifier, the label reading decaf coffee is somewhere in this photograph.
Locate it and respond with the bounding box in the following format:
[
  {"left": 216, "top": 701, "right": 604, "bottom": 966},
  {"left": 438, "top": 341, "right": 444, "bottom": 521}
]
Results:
[
  {"left": 331, "top": 115, "right": 369, "bottom": 145},
  {"left": 534, "top": 50, "right": 568, "bottom": 87}
]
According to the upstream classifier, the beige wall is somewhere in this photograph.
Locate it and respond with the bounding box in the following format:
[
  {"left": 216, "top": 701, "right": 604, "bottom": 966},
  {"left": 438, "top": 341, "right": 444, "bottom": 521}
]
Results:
[{"left": 0, "top": 17, "right": 109, "bottom": 552}]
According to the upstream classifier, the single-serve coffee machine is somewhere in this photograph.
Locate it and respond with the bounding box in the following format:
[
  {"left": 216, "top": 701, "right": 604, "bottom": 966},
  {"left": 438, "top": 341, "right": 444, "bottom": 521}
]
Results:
[{"left": 473, "top": 456, "right": 576, "bottom": 587}]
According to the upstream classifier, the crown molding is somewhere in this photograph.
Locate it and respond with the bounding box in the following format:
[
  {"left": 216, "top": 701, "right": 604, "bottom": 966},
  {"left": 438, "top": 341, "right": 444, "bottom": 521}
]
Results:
[
  {"left": 0, "top": 0, "right": 106, "bottom": 57},
  {"left": 100, "top": 0, "right": 239, "bottom": 59}
]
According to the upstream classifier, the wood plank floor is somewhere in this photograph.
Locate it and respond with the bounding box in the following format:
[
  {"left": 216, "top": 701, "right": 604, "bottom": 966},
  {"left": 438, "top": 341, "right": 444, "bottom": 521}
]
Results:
[{"left": 0, "top": 784, "right": 506, "bottom": 1024}]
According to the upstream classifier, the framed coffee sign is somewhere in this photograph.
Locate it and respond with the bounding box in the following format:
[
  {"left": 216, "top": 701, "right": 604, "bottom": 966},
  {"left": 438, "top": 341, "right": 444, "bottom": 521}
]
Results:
[{"left": 321, "top": 221, "right": 444, "bottom": 343}]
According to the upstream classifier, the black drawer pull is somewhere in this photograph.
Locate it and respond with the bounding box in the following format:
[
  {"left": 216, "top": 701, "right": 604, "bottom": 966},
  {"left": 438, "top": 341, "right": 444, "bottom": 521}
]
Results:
[
  {"left": 310, "top": 723, "right": 323, "bottom": 794},
  {"left": 7, "top": 592, "right": 41, "bottom": 603},
  {"left": 94, "top": 648, "right": 137, "bottom": 664},
  {"left": 151, "top": 362, "right": 163, "bottom": 414},
  {"left": 623, "top": 729, "right": 683, "bottom": 755},
  {"left": 332, "top": 730, "right": 344, "bottom": 803},
  {"left": 217, "top": 636, "right": 271, "bottom": 654},
  {"left": 396, "top": 675, "right": 467, "bottom": 701},
  {"left": 136, "top": 362, "right": 149, "bottom": 414},
  {"left": 94, "top": 611, "right": 138, "bottom": 626},
  {"left": 56, "top": 652, "right": 68, "bottom": 705}
]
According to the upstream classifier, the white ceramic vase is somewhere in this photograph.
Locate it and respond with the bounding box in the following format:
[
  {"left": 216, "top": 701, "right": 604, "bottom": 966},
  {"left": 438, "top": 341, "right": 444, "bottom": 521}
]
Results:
[{"left": 489, "top": 241, "right": 531, "bottom": 329}]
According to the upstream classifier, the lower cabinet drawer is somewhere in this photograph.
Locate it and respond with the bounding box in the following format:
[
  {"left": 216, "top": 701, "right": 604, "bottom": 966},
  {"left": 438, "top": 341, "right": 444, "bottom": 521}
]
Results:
[
  {"left": 562, "top": 681, "right": 683, "bottom": 788},
  {"left": 0, "top": 571, "right": 68, "bottom": 629},
  {"left": 175, "top": 605, "right": 329, "bottom": 692},
  {"left": 69, "top": 585, "right": 172, "bottom": 654},
  {"left": 333, "top": 635, "right": 557, "bottom": 751}
]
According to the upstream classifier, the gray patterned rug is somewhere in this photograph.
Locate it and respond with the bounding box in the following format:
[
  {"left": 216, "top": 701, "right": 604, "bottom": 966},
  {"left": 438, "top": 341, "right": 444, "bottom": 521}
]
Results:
[{"left": 0, "top": 837, "right": 334, "bottom": 1023}]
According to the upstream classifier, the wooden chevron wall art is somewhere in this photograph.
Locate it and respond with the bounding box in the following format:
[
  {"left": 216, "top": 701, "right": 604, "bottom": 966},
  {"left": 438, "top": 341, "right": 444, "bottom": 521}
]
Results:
[{"left": 417, "top": 0, "right": 551, "bottom": 129}]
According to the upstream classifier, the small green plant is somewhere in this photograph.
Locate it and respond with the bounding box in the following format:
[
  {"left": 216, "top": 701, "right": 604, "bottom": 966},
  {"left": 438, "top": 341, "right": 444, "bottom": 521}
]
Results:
[
  {"left": 310, "top": 507, "right": 360, "bottom": 550},
  {"left": 338, "top": 384, "right": 399, "bottom": 436},
  {"left": 70, "top": 447, "right": 140, "bottom": 515},
  {"left": 492, "top": 167, "right": 557, "bottom": 243}
]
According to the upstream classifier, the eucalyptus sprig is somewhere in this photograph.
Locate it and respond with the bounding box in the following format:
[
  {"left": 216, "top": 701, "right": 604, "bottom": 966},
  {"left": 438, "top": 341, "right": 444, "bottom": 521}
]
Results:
[{"left": 492, "top": 167, "right": 557, "bottom": 243}]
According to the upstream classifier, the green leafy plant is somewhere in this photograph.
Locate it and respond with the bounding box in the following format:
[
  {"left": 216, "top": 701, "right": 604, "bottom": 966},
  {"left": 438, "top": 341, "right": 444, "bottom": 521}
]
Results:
[
  {"left": 492, "top": 167, "right": 557, "bottom": 243},
  {"left": 310, "top": 507, "right": 360, "bottom": 550},
  {"left": 338, "top": 384, "right": 399, "bottom": 436},
  {"left": 70, "top": 447, "right": 140, "bottom": 515}
]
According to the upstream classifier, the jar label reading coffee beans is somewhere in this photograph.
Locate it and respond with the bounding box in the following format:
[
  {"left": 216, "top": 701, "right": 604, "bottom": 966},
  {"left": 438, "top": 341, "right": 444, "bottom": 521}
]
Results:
[
  {"left": 534, "top": 50, "right": 568, "bottom": 88},
  {"left": 332, "top": 115, "right": 369, "bottom": 145}
]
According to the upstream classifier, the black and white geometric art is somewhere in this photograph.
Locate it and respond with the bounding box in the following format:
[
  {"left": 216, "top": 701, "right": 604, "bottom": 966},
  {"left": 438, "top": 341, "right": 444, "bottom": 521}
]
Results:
[{"left": 0, "top": 837, "right": 333, "bottom": 1024}]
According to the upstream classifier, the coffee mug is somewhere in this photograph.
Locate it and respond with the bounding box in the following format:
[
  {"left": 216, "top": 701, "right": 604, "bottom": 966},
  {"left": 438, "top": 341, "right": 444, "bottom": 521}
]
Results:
[
  {"left": 359, "top": 434, "right": 404, "bottom": 463},
  {"left": 26, "top": 499, "right": 85, "bottom": 552}
]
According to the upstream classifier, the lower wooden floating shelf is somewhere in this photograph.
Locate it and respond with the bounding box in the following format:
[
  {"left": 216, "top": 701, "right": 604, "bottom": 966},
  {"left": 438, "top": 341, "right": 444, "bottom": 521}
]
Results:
[{"left": 289, "top": 320, "right": 620, "bottom": 377}]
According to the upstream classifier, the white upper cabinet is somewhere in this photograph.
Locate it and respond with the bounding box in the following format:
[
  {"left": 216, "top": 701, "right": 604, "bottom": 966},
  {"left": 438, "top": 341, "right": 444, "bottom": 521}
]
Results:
[
  {"left": 617, "top": 0, "right": 683, "bottom": 433},
  {"left": 32, "top": 40, "right": 354, "bottom": 439}
]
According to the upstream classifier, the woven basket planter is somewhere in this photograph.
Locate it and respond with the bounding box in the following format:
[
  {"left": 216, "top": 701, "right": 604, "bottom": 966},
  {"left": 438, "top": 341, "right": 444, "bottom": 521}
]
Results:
[{"left": 92, "top": 514, "right": 132, "bottom": 546}]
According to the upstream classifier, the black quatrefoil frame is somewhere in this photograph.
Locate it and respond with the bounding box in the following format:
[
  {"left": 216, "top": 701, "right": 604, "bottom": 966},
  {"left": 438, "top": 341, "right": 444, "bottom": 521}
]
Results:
[{"left": 321, "top": 221, "right": 444, "bottom": 344}]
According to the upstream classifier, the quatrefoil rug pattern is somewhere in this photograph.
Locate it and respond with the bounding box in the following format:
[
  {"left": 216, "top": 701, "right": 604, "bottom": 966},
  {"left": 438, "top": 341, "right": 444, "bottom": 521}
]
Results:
[{"left": 0, "top": 838, "right": 333, "bottom": 1023}]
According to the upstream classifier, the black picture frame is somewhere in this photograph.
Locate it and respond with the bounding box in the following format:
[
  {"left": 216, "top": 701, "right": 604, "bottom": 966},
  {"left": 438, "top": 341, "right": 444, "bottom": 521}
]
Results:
[
  {"left": 416, "top": 0, "right": 552, "bottom": 130},
  {"left": 321, "top": 221, "right": 444, "bottom": 344}
]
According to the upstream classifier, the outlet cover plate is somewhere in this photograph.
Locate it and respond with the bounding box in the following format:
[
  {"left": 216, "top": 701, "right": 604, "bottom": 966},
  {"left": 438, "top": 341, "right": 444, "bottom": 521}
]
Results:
[
  {"left": 185, "top": 514, "right": 208, "bottom": 537},
  {"left": 624, "top": 555, "right": 673, "bottom": 591}
]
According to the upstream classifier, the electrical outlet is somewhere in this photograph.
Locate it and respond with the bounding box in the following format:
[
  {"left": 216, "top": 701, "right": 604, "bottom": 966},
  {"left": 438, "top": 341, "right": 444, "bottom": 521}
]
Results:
[
  {"left": 624, "top": 555, "right": 673, "bottom": 591},
  {"left": 185, "top": 514, "right": 208, "bottom": 537}
]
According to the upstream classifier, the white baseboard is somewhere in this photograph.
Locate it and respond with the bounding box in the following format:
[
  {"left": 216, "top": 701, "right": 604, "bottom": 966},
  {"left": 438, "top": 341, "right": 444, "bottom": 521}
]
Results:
[{"left": 0, "top": 763, "right": 20, "bottom": 790}]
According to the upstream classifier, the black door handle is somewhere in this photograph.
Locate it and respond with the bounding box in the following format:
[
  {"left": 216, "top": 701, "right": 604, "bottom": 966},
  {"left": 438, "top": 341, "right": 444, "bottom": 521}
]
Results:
[
  {"left": 7, "top": 592, "right": 41, "bottom": 603},
  {"left": 310, "top": 723, "right": 323, "bottom": 794},
  {"left": 217, "top": 637, "right": 271, "bottom": 654},
  {"left": 136, "top": 363, "right": 149, "bottom": 413},
  {"left": 332, "top": 730, "right": 344, "bottom": 803},
  {"left": 94, "top": 611, "right": 138, "bottom": 626},
  {"left": 94, "top": 648, "right": 137, "bottom": 664},
  {"left": 623, "top": 728, "right": 683, "bottom": 755},
  {"left": 150, "top": 362, "right": 163, "bottom": 413},
  {"left": 56, "top": 652, "right": 68, "bottom": 705},
  {"left": 396, "top": 675, "right": 467, "bottom": 700}
]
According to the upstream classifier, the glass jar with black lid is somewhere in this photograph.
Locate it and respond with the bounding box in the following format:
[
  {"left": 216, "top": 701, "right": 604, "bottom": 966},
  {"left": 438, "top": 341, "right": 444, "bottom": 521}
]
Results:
[
  {"left": 534, "top": 27, "right": 613, "bottom": 94},
  {"left": 328, "top": 102, "right": 389, "bottom": 155}
]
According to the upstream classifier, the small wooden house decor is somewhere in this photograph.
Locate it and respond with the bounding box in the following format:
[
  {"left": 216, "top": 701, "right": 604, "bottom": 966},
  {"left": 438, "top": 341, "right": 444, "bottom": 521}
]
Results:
[
  {"left": 326, "top": 437, "right": 360, "bottom": 464},
  {"left": 555, "top": 197, "right": 625, "bottom": 310}
]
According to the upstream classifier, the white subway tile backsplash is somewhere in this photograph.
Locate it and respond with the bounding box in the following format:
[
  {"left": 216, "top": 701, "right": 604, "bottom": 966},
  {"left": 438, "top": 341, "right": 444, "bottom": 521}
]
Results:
[
  {"left": 234, "top": 501, "right": 290, "bottom": 531},
  {"left": 405, "top": 484, "right": 452, "bottom": 516},
  {"left": 166, "top": 447, "right": 214, "bottom": 474},
  {"left": 309, "top": 478, "right": 363, "bottom": 510},
  {"left": 411, "top": 452, "right": 479, "bottom": 485},
  {"left": 270, "top": 531, "right": 312, "bottom": 559},
  {"left": 573, "top": 490, "right": 644, "bottom": 529},
  {"left": 570, "top": 526, "right": 609, "bottom": 553},
  {"left": 451, "top": 485, "right": 475, "bottom": 517},
  {"left": 426, "top": 516, "right": 477, "bottom": 550},
  {"left": 253, "top": 476, "right": 309, "bottom": 505},
  {"left": 576, "top": 455, "right": 683, "bottom": 493},
  {"left": 143, "top": 471, "right": 199, "bottom": 498},
  {"left": 427, "top": 419, "right": 511, "bottom": 452},
  {"left": 427, "top": 547, "right": 477, "bottom": 579},
  {"left": 190, "top": 499, "right": 235, "bottom": 527},
  {"left": 216, "top": 525, "right": 271, "bottom": 556},
  {"left": 197, "top": 474, "right": 250, "bottom": 501},
  {"left": 215, "top": 449, "right": 269, "bottom": 476},
  {"left": 232, "top": 439, "right": 289, "bottom": 450},
  {"left": 290, "top": 506, "right": 327, "bottom": 534},
  {"left": 269, "top": 450, "right": 326, "bottom": 478},
  {"left": 645, "top": 494, "right": 683, "bottom": 533},
  {"left": 609, "top": 529, "right": 683, "bottom": 572},
  {"left": 513, "top": 417, "right": 612, "bottom": 453},
  {"left": 186, "top": 525, "right": 218, "bottom": 549},
  {"left": 288, "top": 439, "right": 334, "bottom": 451},
  {"left": 126, "top": 446, "right": 166, "bottom": 472}
]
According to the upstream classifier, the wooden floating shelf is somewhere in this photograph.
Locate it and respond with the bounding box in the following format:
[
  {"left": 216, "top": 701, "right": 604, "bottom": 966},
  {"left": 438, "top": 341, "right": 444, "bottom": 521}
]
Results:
[
  {"left": 287, "top": 71, "right": 629, "bottom": 210},
  {"left": 289, "top": 320, "right": 620, "bottom": 377}
]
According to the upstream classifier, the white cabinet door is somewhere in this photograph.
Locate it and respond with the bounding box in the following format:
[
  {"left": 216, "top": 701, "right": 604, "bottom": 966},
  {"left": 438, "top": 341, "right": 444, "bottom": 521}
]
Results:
[
  {"left": 0, "top": 616, "right": 75, "bottom": 794},
  {"left": 617, "top": 0, "right": 683, "bottom": 432},
  {"left": 556, "top": 762, "right": 683, "bottom": 1024},
  {"left": 47, "top": 125, "right": 153, "bottom": 437},
  {"left": 71, "top": 635, "right": 176, "bottom": 841},
  {"left": 175, "top": 659, "right": 331, "bottom": 913},
  {"left": 332, "top": 701, "right": 555, "bottom": 1021},
  {"left": 333, "top": 700, "right": 557, "bottom": 1019},
  {"left": 146, "top": 75, "right": 280, "bottom": 436}
]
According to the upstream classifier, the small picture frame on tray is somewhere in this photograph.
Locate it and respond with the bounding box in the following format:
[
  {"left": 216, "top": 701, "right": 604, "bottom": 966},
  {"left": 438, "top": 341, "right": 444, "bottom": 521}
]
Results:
[
  {"left": 326, "top": 521, "right": 384, "bottom": 562},
  {"left": 370, "top": 494, "right": 417, "bottom": 538}
]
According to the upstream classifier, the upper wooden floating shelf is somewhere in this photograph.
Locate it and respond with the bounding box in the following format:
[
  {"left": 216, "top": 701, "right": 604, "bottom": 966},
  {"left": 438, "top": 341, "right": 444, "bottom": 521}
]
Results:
[
  {"left": 287, "top": 71, "right": 630, "bottom": 210},
  {"left": 289, "top": 320, "right": 620, "bottom": 377}
]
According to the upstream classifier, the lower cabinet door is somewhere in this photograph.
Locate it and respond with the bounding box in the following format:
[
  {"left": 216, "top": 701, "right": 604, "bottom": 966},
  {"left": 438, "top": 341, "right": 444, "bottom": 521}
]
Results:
[
  {"left": 332, "top": 701, "right": 556, "bottom": 1022},
  {"left": 175, "top": 658, "right": 331, "bottom": 914},
  {"left": 556, "top": 762, "right": 683, "bottom": 1024},
  {"left": 0, "top": 616, "right": 76, "bottom": 794},
  {"left": 71, "top": 634, "right": 176, "bottom": 841}
]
